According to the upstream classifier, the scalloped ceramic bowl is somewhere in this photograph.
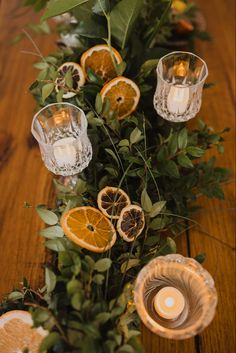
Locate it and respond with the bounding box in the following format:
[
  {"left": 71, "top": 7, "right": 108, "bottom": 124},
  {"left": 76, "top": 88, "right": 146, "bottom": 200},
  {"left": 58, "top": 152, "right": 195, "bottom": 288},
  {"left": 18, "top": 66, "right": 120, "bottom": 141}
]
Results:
[{"left": 134, "top": 254, "right": 217, "bottom": 339}]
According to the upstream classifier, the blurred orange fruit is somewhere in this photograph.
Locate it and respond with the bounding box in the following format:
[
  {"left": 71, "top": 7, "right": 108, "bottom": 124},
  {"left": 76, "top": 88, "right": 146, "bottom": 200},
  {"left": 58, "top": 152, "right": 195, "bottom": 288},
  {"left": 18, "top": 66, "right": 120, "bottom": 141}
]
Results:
[
  {"left": 100, "top": 76, "right": 140, "bottom": 120},
  {"left": 61, "top": 206, "right": 117, "bottom": 253}
]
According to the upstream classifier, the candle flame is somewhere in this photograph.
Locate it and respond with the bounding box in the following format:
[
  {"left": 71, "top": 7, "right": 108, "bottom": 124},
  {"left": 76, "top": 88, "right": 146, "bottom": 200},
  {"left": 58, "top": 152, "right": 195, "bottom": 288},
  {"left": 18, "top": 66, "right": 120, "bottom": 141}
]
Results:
[{"left": 173, "top": 61, "right": 189, "bottom": 77}]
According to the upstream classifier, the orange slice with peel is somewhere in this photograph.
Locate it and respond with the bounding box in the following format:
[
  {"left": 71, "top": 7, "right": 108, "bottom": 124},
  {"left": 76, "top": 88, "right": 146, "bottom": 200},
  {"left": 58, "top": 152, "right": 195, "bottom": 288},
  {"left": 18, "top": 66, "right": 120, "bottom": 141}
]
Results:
[
  {"left": 97, "top": 186, "right": 131, "bottom": 219},
  {"left": 117, "top": 205, "right": 145, "bottom": 242},
  {"left": 61, "top": 206, "right": 117, "bottom": 253},
  {"left": 100, "top": 76, "right": 140, "bottom": 120},
  {"left": 55, "top": 62, "right": 85, "bottom": 99},
  {"left": 0, "top": 310, "right": 47, "bottom": 353},
  {"left": 80, "top": 44, "right": 122, "bottom": 83}
]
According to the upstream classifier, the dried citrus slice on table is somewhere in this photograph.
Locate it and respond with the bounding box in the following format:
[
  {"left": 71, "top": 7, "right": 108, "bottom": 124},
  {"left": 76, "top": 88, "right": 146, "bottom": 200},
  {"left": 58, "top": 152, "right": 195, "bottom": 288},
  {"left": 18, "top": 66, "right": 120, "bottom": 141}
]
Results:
[
  {"left": 0, "top": 310, "right": 47, "bottom": 353},
  {"left": 117, "top": 205, "right": 145, "bottom": 242},
  {"left": 55, "top": 62, "right": 85, "bottom": 98},
  {"left": 61, "top": 206, "right": 117, "bottom": 253},
  {"left": 80, "top": 44, "right": 122, "bottom": 83},
  {"left": 100, "top": 76, "right": 140, "bottom": 120},
  {"left": 97, "top": 186, "right": 131, "bottom": 219}
]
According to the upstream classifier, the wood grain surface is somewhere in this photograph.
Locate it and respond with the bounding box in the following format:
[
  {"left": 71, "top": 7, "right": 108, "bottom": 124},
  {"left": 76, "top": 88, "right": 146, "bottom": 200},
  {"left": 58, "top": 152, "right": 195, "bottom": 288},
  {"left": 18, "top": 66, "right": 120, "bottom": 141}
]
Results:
[{"left": 0, "top": 1, "right": 235, "bottom": 353}]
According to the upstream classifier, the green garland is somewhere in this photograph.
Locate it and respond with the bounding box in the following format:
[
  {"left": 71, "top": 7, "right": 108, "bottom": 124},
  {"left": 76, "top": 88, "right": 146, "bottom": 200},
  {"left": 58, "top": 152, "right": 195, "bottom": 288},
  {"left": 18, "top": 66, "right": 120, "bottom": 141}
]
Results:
[{"left": 1, "top": 1, "right": 230, "bottom": 352}]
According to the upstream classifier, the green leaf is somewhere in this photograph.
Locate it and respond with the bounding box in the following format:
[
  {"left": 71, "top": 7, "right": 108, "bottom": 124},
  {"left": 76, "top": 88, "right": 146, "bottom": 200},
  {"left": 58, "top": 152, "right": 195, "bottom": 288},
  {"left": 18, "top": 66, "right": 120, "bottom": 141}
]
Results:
[
  {"left": 64, "top": 68, "right": 73, "bottom": 89},
  {"left": 71, "top": 292, "right": 82, "bottom": 310},
  {"left": 45, "top": 268, "right": 57, "bottom": 293},
  {"left": 130, "top": 127, "right": 142, "bottom": 145},
  {"left": 149, "top": 201, "right": 166, "bottom": 218},
  {"left": 39, "top": 332, "right": 60, "bottom": 353},
  {"left": 45, "top": 239, "right": 66, "bottom": 252},
  {"left": 178, "top": 128, "right": 188, "bottom": 149},
  {"left": 95, "top": 93, "right": 103, "bottom": 114},
  {"left": 157, "top": 237, "right": 176, "bottom": 255},
  {"left": 39, "top": 226, "right": 64, "bottom": 239},
  {"left": 8, "top": 291, "right": 24, "bottom": 301},
  {"left": 36, "top": 207, "right": 58, "bottom": 225},
  {"left": 42, "top": 0, "right": 88, "bottom": 21},
  {"left": 95, "top": 312, "right": 111, "bottom": 324},
  {"left": 186, "top": 146, "right": 205, "bottom": 157},
  {"left": 105, "top": 148, "right": 119, "bottom": 166},
  {"left": 177, "top": 154, "right": 193, "bottom": 168},
  {"left": 94, "top": 258, "right": 112, "bottom": 272},
  {"left": 168, "top": 132, "right": 178, "bottom": 156},
  {"left": 116, "top": 61, "right": 127, "bottom": 75},
  {"left": 162, "top": 160, "right": 180, "bottom": 178},
  {"left": 56, "top": 88, "right": 65, "bottom": 102},
  {"left": 117, "top": 344, "right": 135, "bottom": 353},
  {"left": 110, "top": 0, "right": 143, "bottom": 49},
  {"left": 149, "top": 216, "right": 169, "bottom": 230},
  {"left": 118, "top": 139, "right": 130, "bottom": 147},
  {"left": 141, "top": 188, "right": 152, "bottom": 212},
  {"left": 120, "top": 258, "right": 140, "bottom": 273},
  {"left": 34, "top": 62, "right": 49, "bottom": 70},
  {"left": 93, "top": 274, "right": 105, "bottom": 285},
  {"left": 42, "top": 83, "right": 54, "bottom": 102}
]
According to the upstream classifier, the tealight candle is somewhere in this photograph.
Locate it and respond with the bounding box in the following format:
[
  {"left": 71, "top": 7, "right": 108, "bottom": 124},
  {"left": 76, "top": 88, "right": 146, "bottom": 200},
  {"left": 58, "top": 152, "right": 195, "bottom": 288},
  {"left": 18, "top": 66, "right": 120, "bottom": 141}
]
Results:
[
  {"left": 167, "top": 85, "right": 190, "bottom": 115},
  {"left": 154, "top": 286, "right": 185, "bottom": 320},
  {"left": 53, "top": 137, "right": 77, "bottom": 167}
]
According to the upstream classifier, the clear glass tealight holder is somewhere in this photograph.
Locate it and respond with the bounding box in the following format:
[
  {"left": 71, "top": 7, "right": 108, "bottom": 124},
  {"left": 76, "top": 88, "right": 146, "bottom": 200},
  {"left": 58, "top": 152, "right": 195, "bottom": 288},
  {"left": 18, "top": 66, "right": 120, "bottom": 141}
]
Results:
[
  {"left": 153, "top": 51, "right": 208, "bottom": 122},
  {"left": 31, "top": 103, "right": 92, "bottom": 178}
]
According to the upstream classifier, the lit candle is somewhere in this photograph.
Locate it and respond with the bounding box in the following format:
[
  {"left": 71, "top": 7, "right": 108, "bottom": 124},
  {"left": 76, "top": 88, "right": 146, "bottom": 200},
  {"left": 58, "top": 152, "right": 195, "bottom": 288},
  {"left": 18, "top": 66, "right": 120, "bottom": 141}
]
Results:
[
  {"left": 154, "top": 286, "right": 185, "bottom": 320},
  {"left": 167, "top": 85, "right": 190, "bottom": 115},
  {"left": 53, "top": 137, "right": 77, "bottom": 167}
]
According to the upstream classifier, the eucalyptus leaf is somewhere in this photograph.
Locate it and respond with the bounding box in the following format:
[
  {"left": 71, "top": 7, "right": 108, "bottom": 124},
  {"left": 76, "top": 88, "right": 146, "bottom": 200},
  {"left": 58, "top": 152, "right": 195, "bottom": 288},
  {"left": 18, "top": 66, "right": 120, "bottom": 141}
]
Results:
[
  {"left": 39, "top": 332, "right": 60, "bottom": 353},
  {"left": 39, "top": 226, "right": 64, "bottom": 239},
  {"left": 120, "top": 258, "right": 140, "bottom": 273},
  {"left": 110, "top": 0, "right": 143, "bottom": 49},
  {"left": 177, "top": 154, "right": 194, "bottom": 168},
  {"left": 141, "top": 188, "right": 152, "bottom": 212},
  {"left": 105, "top": 148, "right": 120, "bottom": 166},
  {"left": 42, "top": 82, "right": 54, "bottom": 102},
  {"left": 130, "top": 127, "right": 142, "bottom": 145},
  {"left": 149, "top": 201, "right": 166, "bottom": 218},
  {"left": 178, "top": 128, "right": 188, "bottom": 149},
  {"left": 94, "top": 258, "right": 112, "bottom": 272},
  {"left": 8, "top": 291, "right": 24, "bottom": 301},
  {"left": 36, "top": 207, "right": 58, "bottom": 225},
  {"left": 95, "top": 93, "right": 103, "bottom": 114},
  {"left": 45, "top": 268, "right": 57, "bottom": 293},
  {"left": 42, "top": 0, "right": 88, "bottom": 21}
]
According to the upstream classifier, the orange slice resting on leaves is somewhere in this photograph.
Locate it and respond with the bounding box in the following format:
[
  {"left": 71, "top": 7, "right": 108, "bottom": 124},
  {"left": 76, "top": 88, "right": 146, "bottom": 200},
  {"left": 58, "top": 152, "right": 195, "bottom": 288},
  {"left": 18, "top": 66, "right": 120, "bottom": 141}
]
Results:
[
  {"left": 0, "top": 310, "right": 47, "bottom": 353},
  {"left": 117, "top": 205, "right": 145, "bottom": 242},
  {"left": 80, "top": 44, "right": 122, "bottom": 83},
  {"left": 97, "top": 186, "right": 131, "bottom": 219},
  {"left": 100, "top": 76, "right": 140, "bottom": 120},
  {"left": 55, "top": 62, "right": 85, "bottom": 99},
  {"left": 61, "top": 206, "right": 117, "bottom": 253}
]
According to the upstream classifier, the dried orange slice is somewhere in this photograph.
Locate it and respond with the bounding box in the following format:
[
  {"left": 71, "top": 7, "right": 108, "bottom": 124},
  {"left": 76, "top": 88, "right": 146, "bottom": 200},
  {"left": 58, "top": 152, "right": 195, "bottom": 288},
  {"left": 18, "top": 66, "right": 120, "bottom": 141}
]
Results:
[
  {"left": 97, "top": 186, "right": 131, "bottom": 219},
  {"left": 0, "top": 310, "right": 47, "bottom": 353},
  {"left": 61, "top": 206, "right": 116, "bottom": 253},
  {"left": 117, "top": 205, "right": 145, "bottom": 242},
  {"left": 80, "top": 44, "right": 122, "bottom": 83},
  {"left": 55, "top": 62, "right": 85, "bottom": 99},
  {"left": 100, "top": 76, "right": 140, "bottom": 120}
]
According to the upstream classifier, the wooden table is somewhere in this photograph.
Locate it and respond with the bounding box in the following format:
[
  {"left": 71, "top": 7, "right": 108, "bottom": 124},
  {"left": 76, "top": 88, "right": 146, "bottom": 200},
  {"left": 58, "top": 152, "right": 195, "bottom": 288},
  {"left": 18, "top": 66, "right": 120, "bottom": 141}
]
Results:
[{"left": 0, "top": 1, "right": 235, "bottom": 352}]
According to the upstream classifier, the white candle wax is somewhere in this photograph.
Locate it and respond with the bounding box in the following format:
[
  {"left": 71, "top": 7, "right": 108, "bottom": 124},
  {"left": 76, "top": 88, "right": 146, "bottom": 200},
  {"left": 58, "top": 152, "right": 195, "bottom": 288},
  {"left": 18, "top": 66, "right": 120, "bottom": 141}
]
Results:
[
  {"left": 53, "top": 137, "right": 77, "bottom": 167},
  {"left": 167, "top": 85, "right": 190, "bottom": 115},
  {"left": 154, "top": 286, "right": 185, "bottom": 320}
]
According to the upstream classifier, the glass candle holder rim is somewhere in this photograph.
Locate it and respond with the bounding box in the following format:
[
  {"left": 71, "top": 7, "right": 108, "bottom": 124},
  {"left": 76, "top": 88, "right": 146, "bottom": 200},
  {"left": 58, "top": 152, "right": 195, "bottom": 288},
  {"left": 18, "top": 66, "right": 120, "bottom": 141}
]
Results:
[
  {"left": 156, "top": 51, "right": 208, "bottom": 88},
  {"left": 134, "top": 254, "right": 218, "bottom": 340},
  {"left": 31, "top": 102, "right": 88, "bottom": 147}
]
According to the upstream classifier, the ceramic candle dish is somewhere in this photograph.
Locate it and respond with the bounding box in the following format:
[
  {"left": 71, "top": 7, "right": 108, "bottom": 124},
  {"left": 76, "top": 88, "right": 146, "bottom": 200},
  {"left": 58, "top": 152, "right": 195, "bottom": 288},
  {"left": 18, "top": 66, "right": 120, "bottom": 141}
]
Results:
[{"left": 134, "top": 254, "right": 217, "bottom": 339}]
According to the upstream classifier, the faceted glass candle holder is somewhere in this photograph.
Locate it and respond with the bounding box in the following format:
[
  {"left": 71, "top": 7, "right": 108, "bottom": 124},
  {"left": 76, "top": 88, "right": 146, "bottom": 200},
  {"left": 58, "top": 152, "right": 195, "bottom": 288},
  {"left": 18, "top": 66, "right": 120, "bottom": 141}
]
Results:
[
  {"left": 134, "top": 254, "right": 217, "bottom": 340},
  {"left": 153, "top": 51, "right": 208, "bottom": 122},
  {"left": 31, "top": 103, "right": 92, "bottom": 176}
]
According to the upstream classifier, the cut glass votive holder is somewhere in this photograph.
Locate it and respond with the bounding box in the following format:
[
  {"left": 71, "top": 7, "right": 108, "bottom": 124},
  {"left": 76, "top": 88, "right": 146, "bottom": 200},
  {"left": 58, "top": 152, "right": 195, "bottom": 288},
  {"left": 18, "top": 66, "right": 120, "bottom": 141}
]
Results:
[
  {"left": 134, "top": 254, "right": 217, "bottom": 340},
  {"left": 31, "top": 103, "right": 92, "bottom": 176},
  {"left": 153, "top": 51, "right": 208, "bottom": 122}
]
